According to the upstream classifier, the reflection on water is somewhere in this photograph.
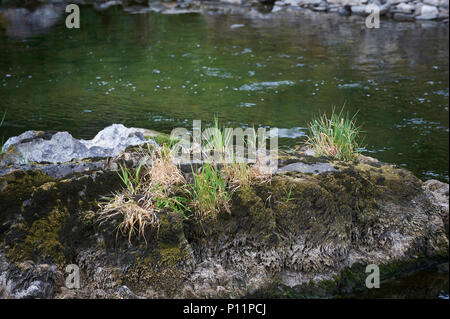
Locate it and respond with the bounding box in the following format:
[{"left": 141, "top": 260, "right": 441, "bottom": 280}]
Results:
[
  {"left": 339, "top": 266, "right": 449, "bottom": 299},
  {"left": 0, "top": 4, "right": 64, "bottom": 38},
  {"left": 0, "top": 4, "right": 448, "bottom": 182}
]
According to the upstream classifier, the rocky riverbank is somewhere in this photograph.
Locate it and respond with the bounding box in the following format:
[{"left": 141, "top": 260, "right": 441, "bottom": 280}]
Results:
[
  {"left": 0, "top": 125, "right": 448, "bottom": 298},
  {"left": 270, "top": 0, "right": 449, "bottom": 22},
  {"left": 0, "top": 0, "right": 449, "bottom": 25},
  {"left": 72, "top": 0, "right": 450, "bottom": 23}
]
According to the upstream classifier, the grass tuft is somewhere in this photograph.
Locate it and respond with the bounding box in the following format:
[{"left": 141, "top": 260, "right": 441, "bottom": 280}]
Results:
[
  {"left": 98, "top": 146, "right": 189, "bottom": 243},
  {"left": 188, "top": 163, "right": 231, "bottom": 220},
  {"left": 203, "top": 115, "right": 233, "bottom": 161},
  {"left": 118, "top": 162, "right": 143, "bottom": 195},
  {"left": 98, "top": 190, "right": 160, "bottom": 243},
  {"left": 146, "top": 146, "right": 185, "bottom": 189},
  {"left": 98, "top": 117, "right": 275, "bottom": 242},
  {"left": 306, "top": 107, "right": 363, "bottom": 161}
]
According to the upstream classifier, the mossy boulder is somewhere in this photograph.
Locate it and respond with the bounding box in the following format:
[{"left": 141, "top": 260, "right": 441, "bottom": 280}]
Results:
[
  {"left": 0, "top": 150, "right": 448, "bottom": 299},
  {"left": 0, "top": 169, "right": 123, "bottom": 268},
  {"left": 181, "top": 159, "right": 448, "bottom": 298}
]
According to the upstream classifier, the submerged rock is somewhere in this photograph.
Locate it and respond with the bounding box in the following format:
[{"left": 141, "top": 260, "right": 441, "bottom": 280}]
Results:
[{"left": 0, "top": 4, "right": 64, "bottom": 39}]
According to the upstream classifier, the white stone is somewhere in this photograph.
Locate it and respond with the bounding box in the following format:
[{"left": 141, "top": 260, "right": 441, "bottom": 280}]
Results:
[
  {"left": 395, "top": 2, "right": 415, "bottom": 13},
  {"left": 284, "top": 0, "right": 302, "bottom": 5},
  {"left": 274, "top": 1, "right": 287, "bottom": 6},
  {"left": 387, "top": 0, "right": 408, "bottom": 5},
  {"left": 351, "top": 5, "right": 368, "bottom": 14},
  {"left": 219, "top": 0, "right": 242, "bottom": 4},
  {"left": 272, "top": 5, "right": 284, "bottom": 12},
  {"left": 419, "top": 4, "right": 439, "bottom": 15}
]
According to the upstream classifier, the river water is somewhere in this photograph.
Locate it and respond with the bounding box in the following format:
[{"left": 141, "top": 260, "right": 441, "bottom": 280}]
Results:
[{"left": 0, "top": 4, "right": 448, "bottom": 182}]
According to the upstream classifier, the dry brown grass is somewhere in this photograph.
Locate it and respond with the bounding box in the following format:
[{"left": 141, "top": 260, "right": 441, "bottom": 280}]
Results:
[
  {"left": 221, "top": 159, "right": 272, "bottom": 192},
  {"left": 221, "top": 162, "right": 251, "bottom": 192},
  {"left": 98, "top": 146, "right": 188, "bottom": 242},
  {"left": 98, "top": 191, "right": 160, "bottom": 243},
  {"left": 147, "top": 146, "right": 185, "bottom": 189}
]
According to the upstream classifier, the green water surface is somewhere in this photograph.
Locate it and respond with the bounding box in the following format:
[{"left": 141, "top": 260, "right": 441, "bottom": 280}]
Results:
[{"left": 0, "top": 5, "right": 448, "bottom": 181}]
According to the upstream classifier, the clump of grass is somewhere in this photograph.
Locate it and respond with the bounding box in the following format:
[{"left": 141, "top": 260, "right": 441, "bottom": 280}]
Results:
[
  {"left": 188, "top": 159, "right": 272, "bottom": 220},
  {"left": 146, "top": 146, "right": 185, "bottom": 189},
  {"left": 98, "top": 146, "right": 189, "bottom": 243},
  {"left": 117, "top": 162, "right": 144, "bottom": 195},
  {"left": 221, "top": 161, "right": 252, "bottom": 192},
  {"left": 306, "top": 107, "right": 362, "bottom": 161},
  {"left": 221, "top": 159, "right": 271, "bottom": 192},
  {"left": 188, "top": 163, "right": 231, "bottom": 220},
  {"left": 203, "top": 115, "right": 233, "bottom": 161},
  {"left": 98, "top": 190, "right": 160, "bottom": 243},
  {"left": 98, "top": 117, "right": 276, "bottom": 241},
  {"left": 153, "top": 134, "right": 179, "bottom": 149}
]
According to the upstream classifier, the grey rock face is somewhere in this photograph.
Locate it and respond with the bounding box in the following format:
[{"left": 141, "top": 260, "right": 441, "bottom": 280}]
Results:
[
  {"left": 423, "top": 179, "right": 449, "bottom": 237},
  {"left": 394, "top": 12, "right": 416, "bottom": 19},
  {"left": 0, "top": 255, "right": 62, "bottom": 299},
  {"left": 394, "top": 2, "right": 415, "bottom": 12},
  {"left": 277, "top": 161, "right": 339, "bottom": 174},
  {"left": 1, "top": 124, "right": 156, "bottom": 165},
  {"left": 0, "top": 161, "right": 105, "bottom": 179},
  {"left": 270, "top": 0, "right": 449, "bottom": 21}
]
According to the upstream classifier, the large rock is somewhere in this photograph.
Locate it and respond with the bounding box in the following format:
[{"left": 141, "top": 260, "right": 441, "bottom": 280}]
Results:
[
  {"left": 416, "top": 4, "right": 439, "bottom": 19},
  {"left": 0, "top": 143, "right": 448, "bottom": 298},
  {"left": 1, "top": 124, "right": 157, "bottom": 166},
  {"left": 423, "top": 179, "right": 449, "bottom": 237}
]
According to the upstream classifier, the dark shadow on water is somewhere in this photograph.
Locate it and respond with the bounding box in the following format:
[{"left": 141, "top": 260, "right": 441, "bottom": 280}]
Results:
[{"left": 338, "top": 266, "right": 449, "bottom": 299}]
